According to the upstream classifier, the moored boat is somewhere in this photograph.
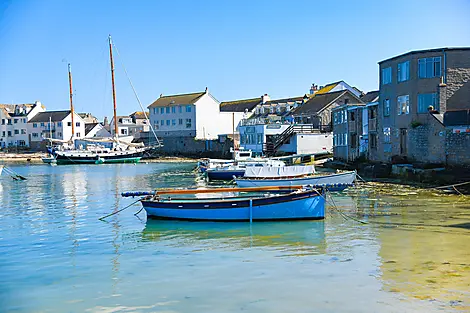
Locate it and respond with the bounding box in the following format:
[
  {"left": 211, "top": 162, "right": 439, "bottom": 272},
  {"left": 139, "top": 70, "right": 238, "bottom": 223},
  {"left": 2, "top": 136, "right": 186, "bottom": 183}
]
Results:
[
  {"left": 235, "top": 166, "right": 356, "bottom": 191},
  {"left": 205, "top": 158, "right": 286, "bottom": 181},
  {"left": 122, "top": 185, "right": 325, "bottom": 221}
]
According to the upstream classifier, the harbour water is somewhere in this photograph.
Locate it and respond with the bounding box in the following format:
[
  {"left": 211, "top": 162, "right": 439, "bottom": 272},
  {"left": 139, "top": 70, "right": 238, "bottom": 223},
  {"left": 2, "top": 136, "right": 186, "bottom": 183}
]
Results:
[{"left": 0, "top": 163, "right": 469, "bottom": 312}]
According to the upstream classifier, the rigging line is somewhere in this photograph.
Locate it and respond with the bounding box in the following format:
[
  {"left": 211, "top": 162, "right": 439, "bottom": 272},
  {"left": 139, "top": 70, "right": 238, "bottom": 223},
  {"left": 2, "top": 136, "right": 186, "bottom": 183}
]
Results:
[{"left": 111, "top": 43, "right": 162, "bottom": 147}]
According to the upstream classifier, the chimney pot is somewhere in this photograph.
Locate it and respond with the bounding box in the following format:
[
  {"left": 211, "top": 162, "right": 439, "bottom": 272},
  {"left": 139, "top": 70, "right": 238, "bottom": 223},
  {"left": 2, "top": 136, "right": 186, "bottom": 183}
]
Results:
[{"left": 205, "top": 87, "right": 208, "bottom": 93}]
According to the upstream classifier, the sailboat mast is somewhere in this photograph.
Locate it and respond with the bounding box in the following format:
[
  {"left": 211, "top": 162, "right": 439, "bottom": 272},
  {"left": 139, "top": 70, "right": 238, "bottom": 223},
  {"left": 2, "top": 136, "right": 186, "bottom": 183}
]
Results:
[
  {"left": 68, "top": 63, "right": 75, "bottom": 138},
  {"left": 108, "top": 35, "right": 118, "bottom": 137}
]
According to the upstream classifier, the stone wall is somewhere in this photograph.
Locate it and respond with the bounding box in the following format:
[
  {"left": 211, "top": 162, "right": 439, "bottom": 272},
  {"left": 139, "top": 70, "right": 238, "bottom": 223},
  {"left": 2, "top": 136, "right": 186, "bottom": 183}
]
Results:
[
  {"left": 156, "top": 136, "right": 233, "bottom": 158},
  {"left": 445, "top": 130, "right": 470, "bottom": 166},
  {"left": 407, "top": 115, "right": 446, "bottom": 164}
]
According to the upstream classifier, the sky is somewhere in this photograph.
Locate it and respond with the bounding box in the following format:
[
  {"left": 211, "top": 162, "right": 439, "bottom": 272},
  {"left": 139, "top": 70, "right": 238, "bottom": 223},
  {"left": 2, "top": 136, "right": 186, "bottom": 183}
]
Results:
[{"left": 0, "top": 0, "right": 469, "bottom": 120}]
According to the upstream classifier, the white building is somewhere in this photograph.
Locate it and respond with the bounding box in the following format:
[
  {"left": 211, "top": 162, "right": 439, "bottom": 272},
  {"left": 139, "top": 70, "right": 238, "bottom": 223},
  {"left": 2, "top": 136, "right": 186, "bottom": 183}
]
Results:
[
  {"left": 28, "top": 110, "right": 86, "bottom": 150},
  {"left": 0, "top": 101, "right": 45, "bottom": 148},
  {"left": 84, "top": 123, "right": 111, "bottom": 138},
  {"left": 148, "top": 88, "right": 240, "bottom": 139},
  {"left": 110, "top": 115, "right": 149, "bottom": 138}
]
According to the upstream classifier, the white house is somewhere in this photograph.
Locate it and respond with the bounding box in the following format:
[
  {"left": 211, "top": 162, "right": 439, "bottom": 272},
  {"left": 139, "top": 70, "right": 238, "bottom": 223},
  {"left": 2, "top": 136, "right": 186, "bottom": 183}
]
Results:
[
  {"left": 0, "top": 101, "right": 45, "bottom": 148},
  {"left": 28, "top": 110, "right": 86, "bottom": 150},
  {"left": 84, "top": 123, "right": 111, "bottom": 138},
  {"left": 148, "top": 88, "right": 238, "bottom": 139}
]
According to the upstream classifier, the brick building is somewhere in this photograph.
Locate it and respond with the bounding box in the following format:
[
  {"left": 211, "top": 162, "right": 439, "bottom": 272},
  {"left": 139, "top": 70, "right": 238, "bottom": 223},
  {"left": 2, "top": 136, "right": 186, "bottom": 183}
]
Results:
[{"left": 376, "top": 47, "right": 470, "bottom": 165}]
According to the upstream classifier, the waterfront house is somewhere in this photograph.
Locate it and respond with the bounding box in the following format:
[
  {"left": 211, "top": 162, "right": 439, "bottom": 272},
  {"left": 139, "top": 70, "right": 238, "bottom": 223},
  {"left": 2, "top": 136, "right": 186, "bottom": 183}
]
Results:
[
  {"left": 78, "top": 113, "right": 99, "bottom": 124},
  {"left": 109, "top": 115, "right": 149, "bottom": 138},
  {"left": 28, "top": 110, "right": 86, "bottom": 150},
  {"left": 148, "top": 88, "right": 238, "bottom": 139},
  {"left": 376, "top": 47, "right": 470, "bottom": 165},
  {"left": 0, "top": 101, "right": 45, "bottom": 148},
  {"left": 84, "top": 123, "right": 111, "bottom": 138}
]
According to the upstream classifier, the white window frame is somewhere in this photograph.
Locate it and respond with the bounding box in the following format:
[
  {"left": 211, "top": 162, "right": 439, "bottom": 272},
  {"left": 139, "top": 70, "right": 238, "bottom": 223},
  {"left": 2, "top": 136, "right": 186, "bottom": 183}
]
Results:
[{"left": 397, "top": 95, "right": 410, "bottom": 115}]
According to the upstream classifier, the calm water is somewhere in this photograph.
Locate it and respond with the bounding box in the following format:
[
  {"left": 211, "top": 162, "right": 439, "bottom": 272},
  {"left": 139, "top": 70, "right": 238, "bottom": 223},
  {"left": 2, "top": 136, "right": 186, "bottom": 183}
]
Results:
[{"left": 0, "top": 163, "right": 469, "bottom": 313}]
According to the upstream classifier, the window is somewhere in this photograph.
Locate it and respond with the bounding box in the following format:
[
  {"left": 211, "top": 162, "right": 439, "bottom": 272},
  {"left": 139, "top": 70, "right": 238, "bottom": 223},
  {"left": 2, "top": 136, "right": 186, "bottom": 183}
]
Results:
[
  {"left": 382, "top": 67, "right": 392, "bottom": 85},
  {"left": 57, "top": 122, "right": 62, "bottom": 127},
  {"left": 171, "top": 106, "right": 176, "bottom": 113},
  {"left": 21, "top": 129, "right": 26, "bottom": 134},
  {"left": 76, "top": 132, "right": 81, "bottom": 137},
  {"left": 18, "top": 140, "right": 26, "bottom": 146},
  {"left": 397, "top": 95, "right": 409, "bottom": 115},
  {"left": 333, "top": 134, "right": 337, "bottom": 146},
  {"left": 153, "top": 108, "right": 157, "bottom": 114},
  {"left": 350, "top": 111, "right": 355, "bottom": 121},
  {"left": 160, "top": 107, "right": 164, "bottom": 114},
  {"left": 178, "top": 118, "right": 183, "bottom": 125},
  {"left": 7, "top": 119, "right": 12, "bottom": 125},
  {"left": 120, "top": 129, "right": 127, "bottom": 135},
  {"left": 333, "top": 112, "right": 338, "bottom": 125},
  {"left": 186, "top": 118, "right": 192, "bottom": 128},
  {"left": 172, "top": 119, "right": 176, "bottom": 126},
  {"left": 33, "top": 123, "right": 37, "bottom": 128},
  {"left": 164, "top": 120, "right": 169, "bottom": 126},
  {"left": 344, "top": 98, "right": 349, "bottom": 104},
  {"left": 67, "top": 122, "right": 72, "bottom": 126},
  {"left": 350, "top": 133, "right": 357, "bottom": 148},
  {"left": 7, "top": 131, "right": 11, "bottom": 137},
  {"left": 1, "top": 119, "right": 4, "bottom": 125},
  {"left": 383, "top": 99, "right": 390, "bottom": 117},
  {"left": 418, "top": 57, "right": 441, "bottom": 78},
  {"left": 166, "top": 107, "right": 170, "bottom": 114},
  {"left": 32, "top": 133, "right": 38, "bottom": 138},
  {"left": 186, "top": 105, "right": 192, "bottom": 113},
  {"left": 23, "top": 118, "right": 26, "bottom": 123},
  {"left": 1, "top": 131, "right": 4, "bottom": 137},
  {"left": 257, "top": 133, "right": 262, "bottom": 144},
  {"left": 179, "top": 106, "right": 182, "bottom": 113},
  {"left": 40, "top": 122, "right": 45, "bottom": 127},
  {"left": 76, "top": 122, "right": 80, "bottom": 127},
  {"left": 14, "top": 130, "right": 19, "bottom": 135},
  {"left": 369, "top": 106, "right": 377, "bottom": 119},
  {"left": 58, "top": 132, "right": 62, "bottom": 137},
  {"left": 370, "top": 133, "right": 377, "bottom": 149},
  {"left": 14, "top": 119, "right": 18, "bottom": 124},
  {"left": 383, "top": 127, "right": 391, "bottom": 143},
  {"left": 397, "top": 61, "right": 410, "bottom": 82},
  {"left": 418, "top": 93, "right": 439, "bottom": 113},
  {"left": 160, "top": 120, "right": 164, "bottom": 126}
]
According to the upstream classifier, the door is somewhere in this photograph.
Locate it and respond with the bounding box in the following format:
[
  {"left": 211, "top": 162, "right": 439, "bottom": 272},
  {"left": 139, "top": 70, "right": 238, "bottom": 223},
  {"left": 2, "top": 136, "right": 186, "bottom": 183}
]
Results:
[{"left": 400, "top": 128, "right": 407, "bottom": 155}]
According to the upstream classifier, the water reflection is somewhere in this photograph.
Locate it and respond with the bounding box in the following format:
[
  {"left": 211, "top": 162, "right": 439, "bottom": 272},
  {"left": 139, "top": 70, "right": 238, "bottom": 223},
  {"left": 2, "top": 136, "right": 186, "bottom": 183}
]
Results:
[{"left": 141, "top": 220, "right": 326, "bottom": 255}]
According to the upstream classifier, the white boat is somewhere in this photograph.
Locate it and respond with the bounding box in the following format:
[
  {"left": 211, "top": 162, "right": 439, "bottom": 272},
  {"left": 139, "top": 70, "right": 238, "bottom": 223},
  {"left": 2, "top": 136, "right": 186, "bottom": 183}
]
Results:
[
  {"left": 235, "top": 166, "right": 356, "bottom": 191},
  {"left": 41, "top": 155, "right": 57, "bottom": 164},
  {"left": 0, "top": 165, "right": 3, "bottom": 176},
  {"left": 206, "top": 158, "right": 286, "bottom": 181}
]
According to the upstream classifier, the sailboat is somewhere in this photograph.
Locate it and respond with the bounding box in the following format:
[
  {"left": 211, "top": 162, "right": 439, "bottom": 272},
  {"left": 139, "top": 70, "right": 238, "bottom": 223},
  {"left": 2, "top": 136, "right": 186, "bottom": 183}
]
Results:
[{"left": 48, "top": 36, "right": 157, "bottom": 165}]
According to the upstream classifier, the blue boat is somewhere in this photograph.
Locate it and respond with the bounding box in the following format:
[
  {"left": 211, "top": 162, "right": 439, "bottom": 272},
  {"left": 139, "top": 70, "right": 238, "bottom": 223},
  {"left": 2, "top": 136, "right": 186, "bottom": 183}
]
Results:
[
  {"left": 206, "top": 169, "right": 245, "bottom": 180},
  {"left": 122, "top": 186, "right": 325, "bottom": 222}
]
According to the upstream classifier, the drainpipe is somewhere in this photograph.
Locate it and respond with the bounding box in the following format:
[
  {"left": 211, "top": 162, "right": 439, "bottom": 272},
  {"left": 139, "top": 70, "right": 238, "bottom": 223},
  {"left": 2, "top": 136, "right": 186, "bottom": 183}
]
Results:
[{"left": 443, "top": 48, "right": 447, "bottom": 84}]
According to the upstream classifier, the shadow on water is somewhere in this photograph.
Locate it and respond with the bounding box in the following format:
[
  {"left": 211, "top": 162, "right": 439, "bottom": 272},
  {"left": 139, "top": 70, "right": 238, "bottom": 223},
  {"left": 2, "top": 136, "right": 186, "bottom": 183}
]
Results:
[{"left": 141, "top": 220, "right": 326, "bottom": 254}]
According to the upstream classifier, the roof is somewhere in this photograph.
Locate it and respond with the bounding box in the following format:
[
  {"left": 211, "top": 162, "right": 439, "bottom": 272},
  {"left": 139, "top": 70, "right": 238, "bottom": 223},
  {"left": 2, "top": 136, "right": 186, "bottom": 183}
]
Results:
[
  {"left": 315, "top": 82, "right": 341, "bottom": 95},
  {"left": 264, "top": 96, "right": 306, "bottom": 105},
  {"left": 379, "top": 47, "right": 470, "bottom": 64},
  {"left": 29, "top": 111, "right": 71, "bottom": 123},
  {"left": 292, "top": 90, "right": 361, "bottom": 115},
  {"left": 85, "top": 123, "right": 99, "bottom": 135},
  {"left": 220, "top": 98, "right": 261, "bottom": 112},
  {"left": 130, "top": 111, "right": 149, "bottom": 119},
  {"left": 361, "top": 91, "right": 379, "bottom": 103},
  {"left": 148, "top": 91, "right": 206, "bottom": 108}
]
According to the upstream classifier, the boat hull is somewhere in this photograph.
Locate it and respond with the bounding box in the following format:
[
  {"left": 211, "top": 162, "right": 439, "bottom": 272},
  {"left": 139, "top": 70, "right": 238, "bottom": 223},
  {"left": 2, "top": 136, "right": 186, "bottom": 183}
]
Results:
[
  {"left": 235, "top": 171, "right": 356, "bottom": 191},
  {"left": 206, "top": 169, "right": 245, "bottom": 181},
  {"left": 53, "top": 151, "right": 143, "bottom": 165},
  {"left": 141, "top": 190, "right": 325, "bottom": 221}
]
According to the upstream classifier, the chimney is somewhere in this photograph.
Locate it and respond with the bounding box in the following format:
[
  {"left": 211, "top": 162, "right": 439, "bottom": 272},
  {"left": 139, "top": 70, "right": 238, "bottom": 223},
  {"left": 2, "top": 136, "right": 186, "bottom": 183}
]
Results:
[
  {"left": 309, "top": 84, "right": 318, "bottom": 95},
  {"left": 261, "top": 94, "right": 271, "bottom": 104},
  {"left": 159, "top": 93, "right": 163, "bottom": 98},
  {"left": 104, "top": 116, "right": 109, "bottom": 126},
  {"left": 205, "top": 87, "right": 208, "bottom": 93},
  {"left": 438, "top": 77, "right": 447, "bottom": 113}
]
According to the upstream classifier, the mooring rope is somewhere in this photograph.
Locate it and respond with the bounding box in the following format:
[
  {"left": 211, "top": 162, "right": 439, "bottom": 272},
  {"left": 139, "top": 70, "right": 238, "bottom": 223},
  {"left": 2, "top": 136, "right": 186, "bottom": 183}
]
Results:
[{"left": 99, "top": 197, "right": 144, "bottom": 220}]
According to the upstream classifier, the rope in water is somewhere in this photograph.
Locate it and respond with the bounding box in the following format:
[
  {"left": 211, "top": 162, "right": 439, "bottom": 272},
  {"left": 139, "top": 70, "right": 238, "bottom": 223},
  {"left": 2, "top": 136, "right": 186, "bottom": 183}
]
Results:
[{"left": 99, "top": 197, "right": 144, "bottom": 220}]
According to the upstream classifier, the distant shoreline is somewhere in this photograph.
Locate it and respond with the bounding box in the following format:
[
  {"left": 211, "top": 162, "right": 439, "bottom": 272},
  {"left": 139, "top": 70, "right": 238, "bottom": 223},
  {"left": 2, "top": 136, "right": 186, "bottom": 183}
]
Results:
[{"left": 0, "top": 153, "right": 198, "bottom": 164}]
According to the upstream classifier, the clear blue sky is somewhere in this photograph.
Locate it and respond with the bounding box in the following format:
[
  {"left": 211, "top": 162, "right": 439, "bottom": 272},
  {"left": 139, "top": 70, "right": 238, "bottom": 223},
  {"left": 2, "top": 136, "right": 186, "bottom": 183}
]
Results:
[{"left": 1, "top": 0, "right": 469, "bottom": 120}]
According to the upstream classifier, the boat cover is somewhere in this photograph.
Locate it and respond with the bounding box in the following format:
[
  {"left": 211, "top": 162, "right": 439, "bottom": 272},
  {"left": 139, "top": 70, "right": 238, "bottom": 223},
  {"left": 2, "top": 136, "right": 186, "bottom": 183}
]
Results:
[{"left": 244, "top": 165, "right": 316, "bottom": 178}]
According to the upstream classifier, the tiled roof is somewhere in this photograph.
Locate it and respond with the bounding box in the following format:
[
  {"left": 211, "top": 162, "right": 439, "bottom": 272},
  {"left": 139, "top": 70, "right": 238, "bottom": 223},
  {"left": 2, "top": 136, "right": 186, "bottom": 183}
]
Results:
[
  {"left": 361, "top": 91, "right": 379, "bottom": 103},
  {"left": 315, "top": 82, "right": 340, "bottom": 95},
  {"left": 148, "top": 91, "right": 206, "bottom": 108},
  {"left": 130, "top": 111, "right": 149, "bottom": 119},
  {"left": 29, "top": 111, "right": 71, "bottom": 123},
  {"left": 220, "top": 98, "right": 261, "bottom": 112},
  {"left": 292, "top": 90, "right": 362, "bottom": 115},
  {"left": 264, "top": 96, "right": 307, "bottom": 105}
]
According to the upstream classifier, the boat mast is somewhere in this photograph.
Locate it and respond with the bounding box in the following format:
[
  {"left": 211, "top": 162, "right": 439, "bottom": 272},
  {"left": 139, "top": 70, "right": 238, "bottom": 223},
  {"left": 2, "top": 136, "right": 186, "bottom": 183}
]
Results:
[
  {"left": 108, "top": 35, "right": 118, "bottom": 138},
  {"left": 68, "top": 63, "right": 75, "bottom": 139},
  {"left": 49, "top": 116, "right": 52, "bottom": 139}
]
